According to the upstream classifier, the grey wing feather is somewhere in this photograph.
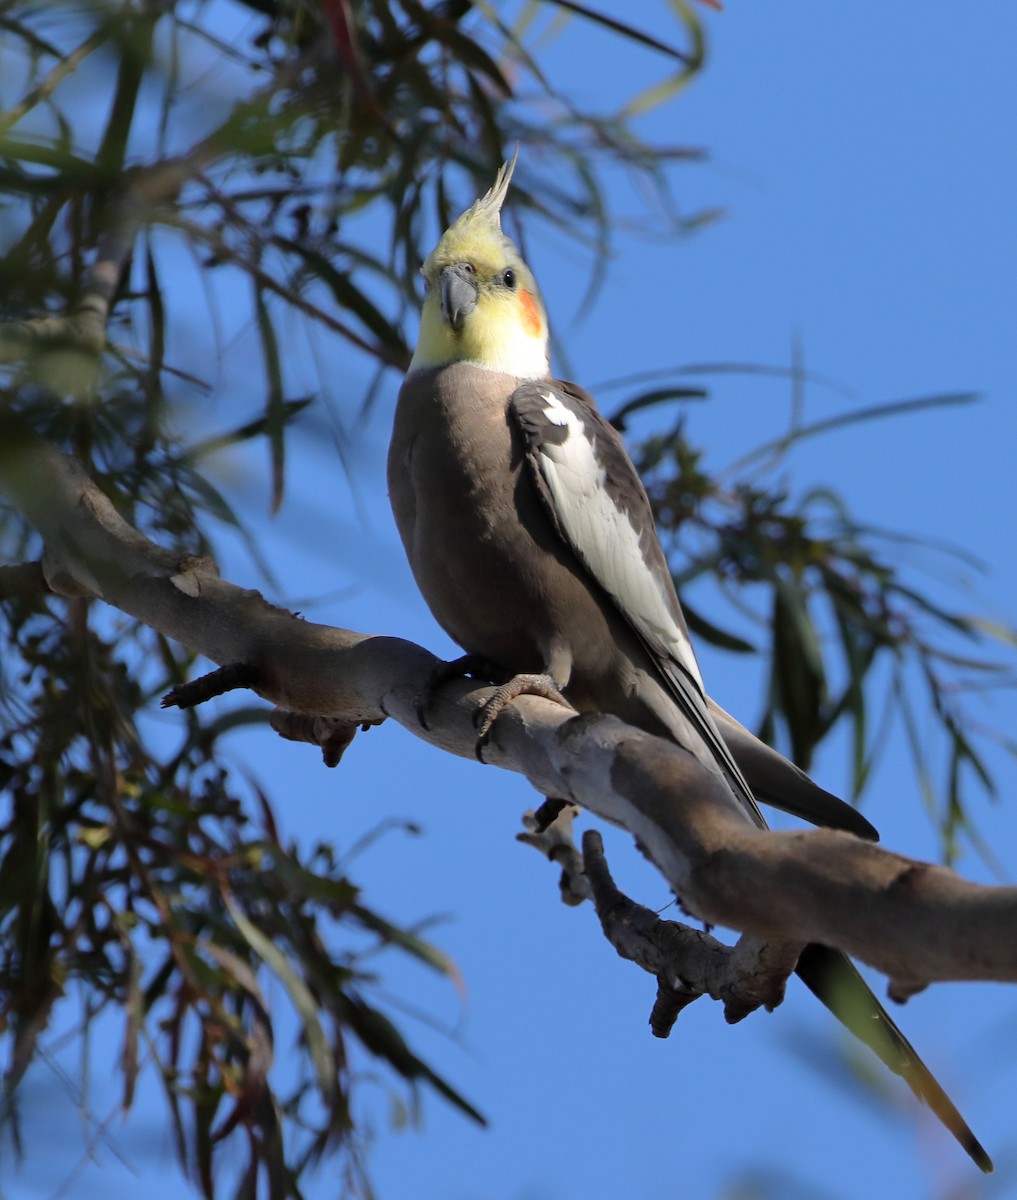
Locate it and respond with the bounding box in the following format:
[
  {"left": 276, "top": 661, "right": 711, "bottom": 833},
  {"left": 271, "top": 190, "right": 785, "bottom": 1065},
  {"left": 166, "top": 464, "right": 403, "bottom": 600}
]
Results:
[
  {"left": 707, "top": 700, "right": 878, "bottom": 841},
  {"left": 511, "top": 379, "right": 765, "bottom": 826},
  {"left": 516, "top": 379, "right": 877, "bottom": 841}
]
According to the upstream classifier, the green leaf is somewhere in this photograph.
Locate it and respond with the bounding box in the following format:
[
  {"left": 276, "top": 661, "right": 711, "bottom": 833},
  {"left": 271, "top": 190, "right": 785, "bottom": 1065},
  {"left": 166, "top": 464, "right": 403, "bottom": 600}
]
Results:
[
  {"left": 95, "top": 11, "right": 155, "bottom": 178},
  {"left": 184, "top": 399, "right": 312, "bottom": 463},
  {"left": 680, "top": 598, "right": 756, "bottom": 654},
  {"left": 0, "top": 13, "right": 63, "bottom": 59},
  {"left": 253, "top": 285, "right": 286, "bottom": 515},
  {"left": 728, "top": 391, "right": 980, "bottom": 476},
  {"left": 824, "top": 584, "right": 879, "bottom": 797},
  {"left": 0, "top": 136, "right": 98, "bottom": 177},
  {"left": 223, "top": 889, "right": 337, "bottom": 1104},
  {"left": 540, "top": 0, "right": 698, "bottom": 64},
  {"left": 351, "top": 903, "right": 462, "bottom": 987},
  {"left": 121, "top": 945, "right": 142, "bottom": 1111},
  {"left": 276, "top": 235, "right": 408, "bottom": 357},
  {"left": 394, "top": 0, "right": 513, "bottom": 96},
  {"left": 264, "top": 850, "right": 360, "bottom": 913},
  {"left": 968, "top": 617, "right": 1017, "bottom": 649},
  {"left": 144, "top": 241, "right": 165, "bottom": 384},
  {"left": 620, "top": 0, "right": 705, "bottom": 118},
  {"left": 610, "top": 387, "right": 708, "bottom": 428},
  {"left": 340, "top": 992, "right": 485, "bottom": 1126},
  {"left": 771, "top": 574, "right": 827, "bottom": 769}
]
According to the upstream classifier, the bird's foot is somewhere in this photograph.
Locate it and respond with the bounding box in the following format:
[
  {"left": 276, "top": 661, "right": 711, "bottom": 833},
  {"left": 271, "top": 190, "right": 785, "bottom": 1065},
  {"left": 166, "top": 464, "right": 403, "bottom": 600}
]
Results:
[
  {"left": 475, "top": 672, "right": 575, "bottom": 760},
  {"left": 417, "top": 653, "right": 506, "bottom": 731}
]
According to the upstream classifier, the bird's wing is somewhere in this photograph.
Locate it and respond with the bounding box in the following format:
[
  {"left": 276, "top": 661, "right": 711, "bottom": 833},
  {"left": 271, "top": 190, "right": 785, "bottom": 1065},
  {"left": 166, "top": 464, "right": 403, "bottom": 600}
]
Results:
[
  {"left": 510, "top": 378, "right": 764, "bottom": 827},
  {"left": 511, "top": 378, "right": 876, "bottom": 841}
]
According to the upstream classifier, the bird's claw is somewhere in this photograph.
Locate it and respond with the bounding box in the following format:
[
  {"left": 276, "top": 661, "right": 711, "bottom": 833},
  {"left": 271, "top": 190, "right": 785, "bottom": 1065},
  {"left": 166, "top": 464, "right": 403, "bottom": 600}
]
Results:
[{"left": 474, "top": 672, "right": 574, "bottom": 761}]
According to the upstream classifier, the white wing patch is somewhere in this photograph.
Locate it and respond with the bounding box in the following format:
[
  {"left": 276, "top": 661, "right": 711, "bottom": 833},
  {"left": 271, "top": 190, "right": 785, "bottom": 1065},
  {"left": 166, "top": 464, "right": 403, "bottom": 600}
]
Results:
[{"left": 536, "top": 392, "right": 705, "bottom": 691}]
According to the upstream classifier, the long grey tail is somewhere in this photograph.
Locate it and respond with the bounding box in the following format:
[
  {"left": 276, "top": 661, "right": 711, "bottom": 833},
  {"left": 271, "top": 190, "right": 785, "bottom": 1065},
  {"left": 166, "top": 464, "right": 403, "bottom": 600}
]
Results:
[{"left": 795, "top": 943, "right": 992, "bottom": 1173}]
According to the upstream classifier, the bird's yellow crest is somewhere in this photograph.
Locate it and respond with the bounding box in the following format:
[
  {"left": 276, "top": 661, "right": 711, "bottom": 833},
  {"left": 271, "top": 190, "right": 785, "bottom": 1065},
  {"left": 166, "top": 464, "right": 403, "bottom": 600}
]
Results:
[
  {"left": 408, "top": 152, "right": 550, "bottom": 379},
  {"left": 426, "top": 150, "right": 516, "bottom": 267}
]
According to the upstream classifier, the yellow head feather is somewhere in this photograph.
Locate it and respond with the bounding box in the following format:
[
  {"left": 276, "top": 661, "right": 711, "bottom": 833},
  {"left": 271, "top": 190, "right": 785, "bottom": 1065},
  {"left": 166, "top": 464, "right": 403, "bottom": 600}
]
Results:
[
  {"left": 425, "top": 150, "right": 517, "bottom": 269},
  {"left": 409, "top": 152, "right": 550, "bottom": 379}
]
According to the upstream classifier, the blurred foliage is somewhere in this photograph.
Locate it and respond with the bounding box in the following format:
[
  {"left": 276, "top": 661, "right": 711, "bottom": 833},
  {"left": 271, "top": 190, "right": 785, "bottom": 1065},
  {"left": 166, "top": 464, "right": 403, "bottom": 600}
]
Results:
[
  {"left": 0, "top": 0, "right": 1013, "bottom": 1198},
  {"left": 0, "top": 612, "right": 479, "bottom": 1194}
]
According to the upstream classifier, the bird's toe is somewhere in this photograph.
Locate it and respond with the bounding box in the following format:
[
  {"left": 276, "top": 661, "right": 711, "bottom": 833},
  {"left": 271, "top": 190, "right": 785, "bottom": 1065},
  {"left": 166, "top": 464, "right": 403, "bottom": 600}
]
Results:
[{"left": 474, "top": 672, "right": 575, "bottom": 759}]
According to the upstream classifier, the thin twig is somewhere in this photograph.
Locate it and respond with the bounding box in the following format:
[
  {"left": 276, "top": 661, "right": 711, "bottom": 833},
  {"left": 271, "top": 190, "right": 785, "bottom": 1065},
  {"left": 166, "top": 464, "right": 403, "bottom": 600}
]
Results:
[{"left": 0, "top": 28, "right": 110, "bottom": 135}]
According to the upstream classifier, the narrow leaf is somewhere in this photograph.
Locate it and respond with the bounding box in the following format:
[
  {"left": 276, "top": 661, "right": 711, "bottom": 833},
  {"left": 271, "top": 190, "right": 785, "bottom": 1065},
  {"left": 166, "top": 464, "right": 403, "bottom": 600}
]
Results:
[
  {"left": 610, "top": 387, "right": 708, "bottom": 427},
  {"left": 223, "top": 889, "right": 337, "bottom": 1104},
  {"left": 728, "top": 392, "right": 979, "bottom": 476},
  {"left": 276, "top": 235, "right": 408, "bottom": 357},
  {"left": 540, "top": 0, "right": 696, "bottom": 63},
  {"left": 351, "top": 903, "right": 462, "bottom": 985},
  {"left": 253, "top": 286, "right": 286, "bottom": 514},
  {"left": 680, "top": 597, "right": 756, "bottom": 654},
  {"left": 771, "top": 575, "right": 827, "bottom": 768}
]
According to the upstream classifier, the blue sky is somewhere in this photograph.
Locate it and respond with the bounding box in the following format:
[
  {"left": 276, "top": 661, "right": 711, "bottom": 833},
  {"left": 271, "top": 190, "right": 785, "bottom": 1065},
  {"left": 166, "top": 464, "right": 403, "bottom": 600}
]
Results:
[{"left": 6, "top": 3, "right": 1017, "bottom": 1199}]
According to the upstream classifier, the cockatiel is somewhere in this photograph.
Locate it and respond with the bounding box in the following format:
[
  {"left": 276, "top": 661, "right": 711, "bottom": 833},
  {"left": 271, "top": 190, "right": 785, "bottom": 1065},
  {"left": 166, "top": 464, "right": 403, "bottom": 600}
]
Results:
[{"left": 387, "top": 155, "right": 990, "bottom": 1171}]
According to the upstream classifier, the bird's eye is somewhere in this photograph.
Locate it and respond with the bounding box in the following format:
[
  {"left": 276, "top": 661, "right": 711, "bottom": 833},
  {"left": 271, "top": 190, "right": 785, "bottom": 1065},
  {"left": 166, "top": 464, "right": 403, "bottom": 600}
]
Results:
[{"left": 502, "top": 268, "right": 517, "bottom": 289}]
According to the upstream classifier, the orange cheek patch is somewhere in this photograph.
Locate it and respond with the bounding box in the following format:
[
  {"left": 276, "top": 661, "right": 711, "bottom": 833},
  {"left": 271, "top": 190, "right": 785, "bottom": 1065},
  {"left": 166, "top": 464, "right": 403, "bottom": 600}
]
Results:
[{"left": 518, "top": 289, "right": 543, "bottom": 336}]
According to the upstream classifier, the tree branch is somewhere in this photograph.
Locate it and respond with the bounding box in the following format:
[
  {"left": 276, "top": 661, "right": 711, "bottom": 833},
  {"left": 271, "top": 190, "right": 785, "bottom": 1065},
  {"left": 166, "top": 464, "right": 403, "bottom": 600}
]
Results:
[
  {"left": 0, "top": 29, "right": 111, "bottom": 137},
  {"left": 581, "top": 828, "right": 801, "bottom": 1025},
  {"left": 2, "top": 418, "right": 1017, "bottom": 994},
  {"left": 518, "top": 806, "right": 801, "bottom": 1030}
]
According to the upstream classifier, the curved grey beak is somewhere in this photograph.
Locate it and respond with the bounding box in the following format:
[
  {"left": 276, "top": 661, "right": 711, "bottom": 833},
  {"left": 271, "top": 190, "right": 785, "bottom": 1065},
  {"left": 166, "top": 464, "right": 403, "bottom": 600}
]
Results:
[{"left": 440, "top": 264, "right": 478, "bottom": 332}]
